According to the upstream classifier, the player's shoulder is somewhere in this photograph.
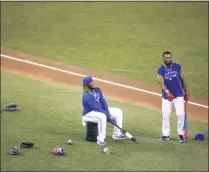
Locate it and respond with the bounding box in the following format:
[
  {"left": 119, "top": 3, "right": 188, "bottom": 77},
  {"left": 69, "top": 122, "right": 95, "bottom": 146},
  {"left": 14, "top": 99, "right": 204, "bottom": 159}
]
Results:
[
  {"left": 157, "top": 65, "right": 164, "bottom": 70},
  {"left": 157, "top": 65, "right": 165, "bottom": 73},
  {"left": 172, "top": 62, "right": 182, "bottom": 69},
  {"left": 172, "top": 62, "right": 181, "bottom": 66},
  {"left": 94, "top": 87, "right": 101, "bottom": 91},
  {"left": 94, "top": 87, "right": 104, "bottom": 94}
]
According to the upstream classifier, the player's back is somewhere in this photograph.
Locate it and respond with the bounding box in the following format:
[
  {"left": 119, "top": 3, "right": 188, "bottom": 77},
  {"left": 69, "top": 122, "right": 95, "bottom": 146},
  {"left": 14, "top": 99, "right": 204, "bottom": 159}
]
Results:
[{"left": 157, "top": 62, "right": 184, "bottom": 98}]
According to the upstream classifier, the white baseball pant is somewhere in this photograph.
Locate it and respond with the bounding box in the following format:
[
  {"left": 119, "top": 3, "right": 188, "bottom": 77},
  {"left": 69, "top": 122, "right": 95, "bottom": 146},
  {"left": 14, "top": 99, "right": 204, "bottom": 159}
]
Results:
[
  {"left": 162, "top": 97, "right": 185, "bottom": 136},
  {"left": 82, "top": 107, "right": 123, "bottom": 142}
]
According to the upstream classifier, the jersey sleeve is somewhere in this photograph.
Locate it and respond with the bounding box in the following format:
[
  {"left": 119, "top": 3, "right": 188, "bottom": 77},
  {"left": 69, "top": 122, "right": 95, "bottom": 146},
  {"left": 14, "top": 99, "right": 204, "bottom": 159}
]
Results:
[
  {"left": 157, "top": 66, "right": 163, "bottom": 76},
  {"left": 177, "top": 64, "right": 182, "bottom": 72},
  {"left": 98, "top": 88, "right": 110, "bottom": 116}
]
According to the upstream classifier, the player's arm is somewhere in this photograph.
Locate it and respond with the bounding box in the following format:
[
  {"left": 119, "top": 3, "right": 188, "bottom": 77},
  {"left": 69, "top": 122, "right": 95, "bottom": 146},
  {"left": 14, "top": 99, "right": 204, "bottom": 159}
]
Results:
[
  {"left": 99, "top": 89, "right": 110, "bottom": 115},
  {"left": 157, "top": 74, "right": 174, "bottom": 101},
  {"left": 180, "top": 68, "right": 190, "bottom": 102},
  {"left": 99, "top": 89, "right": 116, "bottom": 123},
  {"left": 157, "top": 74, "right": 169, "bottom": 93},
  {"left": 180, "top": 68, "right": 188, "bottom": 94}
]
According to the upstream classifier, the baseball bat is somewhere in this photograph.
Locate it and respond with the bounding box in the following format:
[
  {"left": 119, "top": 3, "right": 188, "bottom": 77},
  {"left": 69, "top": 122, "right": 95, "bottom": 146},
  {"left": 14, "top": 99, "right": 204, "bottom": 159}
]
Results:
[
  {"left": 183, "top": 101, "right": 188, "bottom": 139},
  {"left": 112, "top": 122, "right": 136, "bottom": 142}
]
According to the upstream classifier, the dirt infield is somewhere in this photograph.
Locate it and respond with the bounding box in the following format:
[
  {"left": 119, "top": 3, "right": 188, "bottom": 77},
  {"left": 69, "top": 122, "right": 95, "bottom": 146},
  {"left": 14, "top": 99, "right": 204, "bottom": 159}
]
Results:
[{"left": 1, "top": 48, "right": 208, "bottom": 123}]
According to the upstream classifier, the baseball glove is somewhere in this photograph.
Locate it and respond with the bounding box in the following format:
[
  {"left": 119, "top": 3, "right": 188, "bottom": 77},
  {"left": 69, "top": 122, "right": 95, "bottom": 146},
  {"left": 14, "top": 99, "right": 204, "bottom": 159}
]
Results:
[
  {"left": 21, "top": 142, "right": 34, "bottom": 148},
  {"left": 1, "top": 104, "right": 19, "bottom": 113}
]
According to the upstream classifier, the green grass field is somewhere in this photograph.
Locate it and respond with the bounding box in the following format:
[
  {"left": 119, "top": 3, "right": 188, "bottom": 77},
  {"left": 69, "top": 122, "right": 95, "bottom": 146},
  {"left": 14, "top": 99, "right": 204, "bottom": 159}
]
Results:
[
  {"left": 1, "top": 2, "right": 208, "bottom": 98},
  {"left": 1, "top": 71, "right": 208, "bottom": 171}
]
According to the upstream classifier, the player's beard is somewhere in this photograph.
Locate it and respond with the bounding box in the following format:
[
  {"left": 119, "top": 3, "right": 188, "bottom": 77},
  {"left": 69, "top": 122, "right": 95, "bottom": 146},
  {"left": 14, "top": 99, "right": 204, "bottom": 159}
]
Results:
[
  {"left": 164, "top": 60, "right": 172, "bottom": 67},
  {"left": 86, "top": 84, "right": 95, "bottom": 91}
]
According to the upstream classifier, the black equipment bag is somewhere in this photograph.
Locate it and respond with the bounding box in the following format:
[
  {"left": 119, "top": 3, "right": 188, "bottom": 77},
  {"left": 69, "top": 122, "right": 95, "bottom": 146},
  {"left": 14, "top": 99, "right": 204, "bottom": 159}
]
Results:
[{"left": 85, "top": 122, "right": 98, "bottom": 142}]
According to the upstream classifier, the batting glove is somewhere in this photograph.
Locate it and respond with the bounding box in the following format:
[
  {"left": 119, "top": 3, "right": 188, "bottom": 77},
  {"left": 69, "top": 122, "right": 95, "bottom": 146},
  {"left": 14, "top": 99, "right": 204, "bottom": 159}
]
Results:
[
  {"left": 107, "top": 115, "right": 116, "bottom": 124},
  {"left": 184, "top": 92, "right": 190, "bottom": 102},
  {"left": 166, "top": 90, "right": 174, "bottom": 101}
]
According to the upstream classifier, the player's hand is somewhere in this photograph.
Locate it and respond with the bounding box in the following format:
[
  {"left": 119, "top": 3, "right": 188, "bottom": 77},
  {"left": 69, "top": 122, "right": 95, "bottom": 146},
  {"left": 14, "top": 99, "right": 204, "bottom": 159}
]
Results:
[
  {"left": 184, "top": 92, "right": 190, "bottom": 102},
  {"left": 166, "top": 90, "right": 174, "bottom": 101},
  {"left": 107, "top": 115, "right": 116, "bottom": 124}
]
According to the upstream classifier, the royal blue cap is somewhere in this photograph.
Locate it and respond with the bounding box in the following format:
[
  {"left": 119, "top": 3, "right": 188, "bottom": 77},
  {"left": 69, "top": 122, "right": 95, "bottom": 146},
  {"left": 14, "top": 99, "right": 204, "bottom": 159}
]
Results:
[
  {"left": 193, "top": 133, "right": 205, "bottom": 141},
  {"left": 82, "top": 76, "right": 93, "bottom": 86}
]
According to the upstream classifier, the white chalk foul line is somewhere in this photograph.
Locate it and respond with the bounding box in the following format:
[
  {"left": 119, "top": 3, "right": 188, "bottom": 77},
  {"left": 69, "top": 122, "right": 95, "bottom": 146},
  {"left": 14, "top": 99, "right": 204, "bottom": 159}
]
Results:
[{"left": 1, "top": 53, "right": 208, "bottom": 109}]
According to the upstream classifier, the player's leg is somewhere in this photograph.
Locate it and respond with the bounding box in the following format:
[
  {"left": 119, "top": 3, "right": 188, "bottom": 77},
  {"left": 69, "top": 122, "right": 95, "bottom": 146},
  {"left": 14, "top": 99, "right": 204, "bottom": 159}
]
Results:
[
  {"left": 109, "top": 107, "right": 128, "bottom": 139},
  {"left": 160, "top": 98, "right": 173, "bottom": 141},
  {"left": 173, "top": 97, "right": 185, "bottom": 143},
  {"left": 83, "top": 111, "right": 107, "bottom": 145}
]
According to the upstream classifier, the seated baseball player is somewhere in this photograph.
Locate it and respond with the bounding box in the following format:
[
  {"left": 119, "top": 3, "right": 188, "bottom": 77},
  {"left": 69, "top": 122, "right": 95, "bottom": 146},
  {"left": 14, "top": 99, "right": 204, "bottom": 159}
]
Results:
[{"left": 81, "top": 76, "right": 128, "bottom": 146}]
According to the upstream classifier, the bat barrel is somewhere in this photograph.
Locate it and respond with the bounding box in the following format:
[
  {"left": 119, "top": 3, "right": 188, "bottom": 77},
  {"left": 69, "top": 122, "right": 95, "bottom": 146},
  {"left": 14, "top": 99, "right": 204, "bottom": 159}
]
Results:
[{"left": 131, "top": 137, "right": 136, "bottom": 142}]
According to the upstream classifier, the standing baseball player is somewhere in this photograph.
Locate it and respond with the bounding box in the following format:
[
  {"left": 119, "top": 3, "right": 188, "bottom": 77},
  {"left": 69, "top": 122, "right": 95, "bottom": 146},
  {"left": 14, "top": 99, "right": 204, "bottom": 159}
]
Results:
[
  {"left": 157, "top": 51, "right": 190, "bottom": 143},
  {"left": 81, "top": 76, "right": 128, "bottom": 146}
]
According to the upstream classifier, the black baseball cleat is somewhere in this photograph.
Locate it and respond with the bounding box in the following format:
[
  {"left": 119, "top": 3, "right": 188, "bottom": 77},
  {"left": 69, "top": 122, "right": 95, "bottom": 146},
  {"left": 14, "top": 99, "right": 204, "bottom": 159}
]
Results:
[{"left": 178, "top": 135, "right": 185, "bottom": 143}]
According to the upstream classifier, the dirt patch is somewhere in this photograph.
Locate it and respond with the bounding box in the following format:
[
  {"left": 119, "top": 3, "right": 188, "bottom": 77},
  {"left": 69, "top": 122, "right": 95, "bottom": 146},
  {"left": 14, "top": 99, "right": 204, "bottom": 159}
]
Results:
[{"left": 1, "top": 48, "right": 208, "bottom": 123}]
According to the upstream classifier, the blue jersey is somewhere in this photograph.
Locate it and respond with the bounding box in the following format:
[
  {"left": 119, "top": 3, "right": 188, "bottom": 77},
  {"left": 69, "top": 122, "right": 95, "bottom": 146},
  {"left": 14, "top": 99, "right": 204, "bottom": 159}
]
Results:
[
  {"left": 82, "top": 87, "right": 110, "bottom": 116},
  {"left": 157, "top": 63, "right": 184, "bottom": 99}
]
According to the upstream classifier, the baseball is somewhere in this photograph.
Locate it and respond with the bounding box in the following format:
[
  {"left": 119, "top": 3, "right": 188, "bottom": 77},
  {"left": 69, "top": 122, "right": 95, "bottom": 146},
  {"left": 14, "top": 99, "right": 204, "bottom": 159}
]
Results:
[
  {"left": 67, "top": 140, "right": 73, "bottom": 145},
  {"left": 103, "top": 147, "right": 110, "bottom": 154}
]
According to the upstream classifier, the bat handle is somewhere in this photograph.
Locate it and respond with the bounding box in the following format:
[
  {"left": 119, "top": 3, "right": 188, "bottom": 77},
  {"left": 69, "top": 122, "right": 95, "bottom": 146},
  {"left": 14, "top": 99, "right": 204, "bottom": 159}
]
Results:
[
  {"left": 114, "top": 122, "right": 126, "bottom": 133},
  {"left": 184, "top": 102, "right": 187, "bottom": 111},
  {"left": 183, "top": 101, "right": 188, "bottom": 139},
  {"left": 184, "top": 100, "right": 188, "bottom": 111}
]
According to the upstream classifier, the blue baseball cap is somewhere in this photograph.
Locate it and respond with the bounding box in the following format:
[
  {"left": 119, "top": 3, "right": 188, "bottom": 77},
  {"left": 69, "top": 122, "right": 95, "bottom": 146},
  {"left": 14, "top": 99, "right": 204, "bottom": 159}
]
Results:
[
  {"left": 82, "top": 76, "right": 93, "bottom": 86},
  {"left": 193, "top": 133, "right": 205, "bottom": 141}
]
